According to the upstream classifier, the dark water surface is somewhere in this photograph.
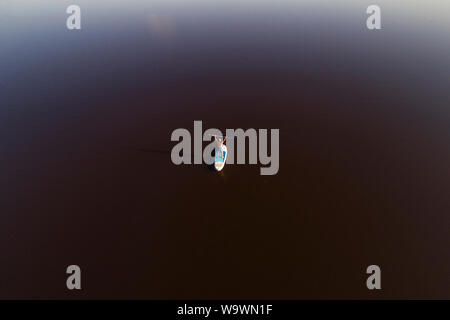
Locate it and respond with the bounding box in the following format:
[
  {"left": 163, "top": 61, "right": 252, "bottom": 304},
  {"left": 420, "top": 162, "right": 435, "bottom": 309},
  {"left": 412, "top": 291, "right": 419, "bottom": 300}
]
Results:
[{"left": 0, "top": 0, "right": 449, "bottom": 298}]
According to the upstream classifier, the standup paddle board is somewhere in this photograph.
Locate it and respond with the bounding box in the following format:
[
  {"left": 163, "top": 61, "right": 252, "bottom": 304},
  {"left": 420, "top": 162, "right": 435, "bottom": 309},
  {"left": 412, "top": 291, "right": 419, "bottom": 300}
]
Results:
[{"left": 214, "top": 144, "right": 227, "bottom": 171}]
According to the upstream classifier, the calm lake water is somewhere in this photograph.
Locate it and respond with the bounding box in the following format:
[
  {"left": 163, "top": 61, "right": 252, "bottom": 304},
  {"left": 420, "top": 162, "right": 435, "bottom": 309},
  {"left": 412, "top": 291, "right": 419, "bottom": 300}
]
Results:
[{"left": 0, "top": 0, "right": 449, "bottom": 298}]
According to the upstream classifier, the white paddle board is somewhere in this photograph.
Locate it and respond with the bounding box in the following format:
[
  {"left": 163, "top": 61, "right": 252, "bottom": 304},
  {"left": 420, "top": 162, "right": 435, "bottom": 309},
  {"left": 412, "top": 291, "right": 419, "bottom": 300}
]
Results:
[{"left": 214, "top": 144, "right": 227, "bottom": 171}]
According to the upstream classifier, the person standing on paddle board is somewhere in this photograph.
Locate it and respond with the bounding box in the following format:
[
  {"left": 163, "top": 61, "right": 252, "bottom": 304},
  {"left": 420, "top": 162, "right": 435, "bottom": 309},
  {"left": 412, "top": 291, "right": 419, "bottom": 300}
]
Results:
[{"left": 213, "top": 135, "right": 228, "bottom": 171}]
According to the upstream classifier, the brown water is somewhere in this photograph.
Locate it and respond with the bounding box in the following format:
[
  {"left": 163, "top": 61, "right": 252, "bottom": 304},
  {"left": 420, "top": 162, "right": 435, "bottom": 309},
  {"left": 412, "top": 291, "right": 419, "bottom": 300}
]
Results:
[{"left": 0, "top": 0, "right": 449, "bottom": 298}]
